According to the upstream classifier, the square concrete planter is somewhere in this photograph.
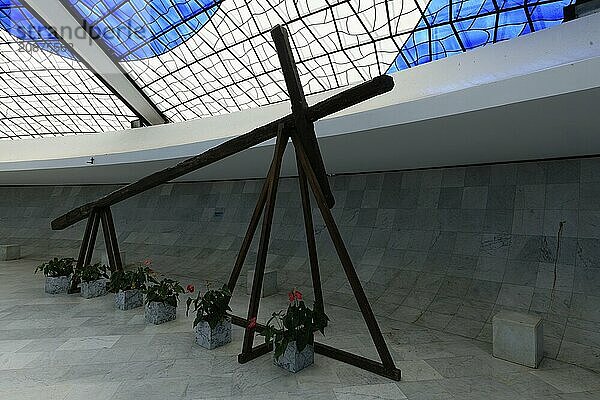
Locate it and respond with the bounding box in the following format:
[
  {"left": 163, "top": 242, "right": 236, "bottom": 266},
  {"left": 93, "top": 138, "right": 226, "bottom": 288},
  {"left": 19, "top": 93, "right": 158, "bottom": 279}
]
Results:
[
  {"left": 45, "top": 276, "right": 71, "bottom": 294},
  {"left": 145, "top": 301, "right": 177, "bottom": 324},
  {"left": 115, "top": 289, "right": 143, "bottom": 310},
  {"left": 81, "top": 279, "right": 108, "bottom": 299},
  {"left": 274, "top": 341, "right": 314, "bottom": 373},
  {"left": 195, "top": 317, "right": 232, "bottom": 349}
]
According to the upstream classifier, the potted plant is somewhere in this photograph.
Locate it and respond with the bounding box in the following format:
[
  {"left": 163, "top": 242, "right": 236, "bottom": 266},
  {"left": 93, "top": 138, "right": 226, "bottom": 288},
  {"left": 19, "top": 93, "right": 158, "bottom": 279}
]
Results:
[
  {"left": 75, "top": 263, "right": 110, "bottom": 299},
  {"left": 144, "top": 278, "right": 185, "bottom": 325},
  {"left": 35, "top": 257, "right": 75, "bottom": 294},
  {"left": 109, "top": 263, "right": 153, "bottom": 310},
  {"left": 186, "top": 284, "right": 232, "bottom": 349},
  {"left": 254, "top": 289, "right": 329, "bottom": 373}
]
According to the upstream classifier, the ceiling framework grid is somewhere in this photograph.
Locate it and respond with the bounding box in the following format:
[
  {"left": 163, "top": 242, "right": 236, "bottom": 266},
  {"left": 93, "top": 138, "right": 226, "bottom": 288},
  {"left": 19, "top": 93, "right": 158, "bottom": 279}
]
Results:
[
  {"left": 0, "top": 0, "right": 137, "bottom": 139},
  {"left": 0, "top": 0, "right": 575, "bottom": 138},
  {"left": 22, "top": 0, "right": 168, "bottom": 126}
]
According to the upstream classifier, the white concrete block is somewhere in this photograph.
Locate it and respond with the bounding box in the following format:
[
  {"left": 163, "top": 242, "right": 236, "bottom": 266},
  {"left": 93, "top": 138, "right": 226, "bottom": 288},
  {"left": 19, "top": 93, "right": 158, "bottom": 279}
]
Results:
[
  {"left": 247, "top": 269, "right": 278, "bottom": 297},
  {"left": 0, "top": 245, "right": 20, "bottom": 261},
  {"left": 493, "top": 311, "right": 543, "bottom": 368}
]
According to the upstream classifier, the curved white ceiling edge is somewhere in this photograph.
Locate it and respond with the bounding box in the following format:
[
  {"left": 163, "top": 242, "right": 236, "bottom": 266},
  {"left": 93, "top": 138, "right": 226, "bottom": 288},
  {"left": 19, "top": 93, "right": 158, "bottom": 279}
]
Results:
[{"left": 1, "top": 13, "right": 599, "bottom": 185}]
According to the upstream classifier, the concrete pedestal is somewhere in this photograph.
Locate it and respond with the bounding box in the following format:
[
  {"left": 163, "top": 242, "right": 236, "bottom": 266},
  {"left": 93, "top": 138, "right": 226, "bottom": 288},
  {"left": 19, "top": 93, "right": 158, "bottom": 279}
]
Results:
[
  {"left": 493, "top": 311, "right": 543, "bottom": 368},
  {"left": 274, "top": 341, "right": 314, "bottom": 373},
  {"left": 247, "top": 269, "right": 278, "bottom": 297},
  {"left": 195, "top": 317, "right": 232, "bottom": 350},
  {"left": 0, "top": 245, "right": 20, "bottom": 261}
]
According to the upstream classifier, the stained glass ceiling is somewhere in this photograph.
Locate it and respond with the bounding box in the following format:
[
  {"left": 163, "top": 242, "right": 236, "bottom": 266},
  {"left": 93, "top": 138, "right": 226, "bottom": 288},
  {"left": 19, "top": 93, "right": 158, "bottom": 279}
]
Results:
[
  {"left": 0, "top": 0, "right": 137, "bottom": 139},
  {"left": 0, "top": 0, "right": 573, "bottom": 139}
]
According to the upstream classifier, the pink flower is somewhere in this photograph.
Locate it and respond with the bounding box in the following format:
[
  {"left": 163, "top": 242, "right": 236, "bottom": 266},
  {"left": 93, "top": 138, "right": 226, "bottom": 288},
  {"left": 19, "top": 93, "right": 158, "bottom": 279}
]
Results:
[
  {"left": 247, "top": 317, "right": 257, "bottom": 330},
  {"left": 294, "top": 290, "right": 303, "bottom": 301},
  {"left": 288, "top": 292, "right": 295, "bottom": 302},
  {"left": 143, "top": 259, "right": 152, "bottom": 266},
  {"left": 186, "top": 284, "right": 195, "bottom": 293}
]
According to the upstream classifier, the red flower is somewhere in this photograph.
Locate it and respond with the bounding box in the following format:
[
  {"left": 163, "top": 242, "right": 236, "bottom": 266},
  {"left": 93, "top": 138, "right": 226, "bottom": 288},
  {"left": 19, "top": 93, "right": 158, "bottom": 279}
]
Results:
[
  {"left": 143, "top": 259, "right": 152, "bottom": 266},
  {"left": 186, "top": 284, "right": 195, "bottom": 293},
  {"left": 288, "top": 292, "right": 295, "bottom": 302},
  {"left": 294, "top": 290, "right": 303, "bottom": 301},
  {"left": 247, "top": 317, "right": 257, "bottom": 330}
]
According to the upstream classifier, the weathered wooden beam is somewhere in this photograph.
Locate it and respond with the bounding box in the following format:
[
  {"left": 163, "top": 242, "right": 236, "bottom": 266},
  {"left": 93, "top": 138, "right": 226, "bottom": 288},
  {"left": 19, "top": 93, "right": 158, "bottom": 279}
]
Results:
[
  {"left": 271, "top": 24, "right": 335, "bottom": 209},
  {"left": 51, "top": 74, "right": 394, "bottom": 231}
]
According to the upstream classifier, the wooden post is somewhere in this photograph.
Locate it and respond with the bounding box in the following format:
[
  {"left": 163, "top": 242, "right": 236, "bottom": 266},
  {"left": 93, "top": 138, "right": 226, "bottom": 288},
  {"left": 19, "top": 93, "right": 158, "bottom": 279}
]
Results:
[
  {"left": 239, "top": 130, "right": 289, "bottom": 363},
  {"left": 271, "top": 24, "right": 334, "bottom": 209},
  {"left": 296, "top": 154, "right": 325, "bottom": 317},
  {"left": 227, "top": 124, "right": 285, "bottom": 293},
  {"left": 70, "top": 209, "right": 98, "bottom": 293},
  {"left": 104, "top": 208, "right": 123, "bottom": 271},
  {"left": 99, "top": 207, "right": 123, "bottom": 272},
  {"left": 293, "top": 136, "right": 400, "bottom": 379}
]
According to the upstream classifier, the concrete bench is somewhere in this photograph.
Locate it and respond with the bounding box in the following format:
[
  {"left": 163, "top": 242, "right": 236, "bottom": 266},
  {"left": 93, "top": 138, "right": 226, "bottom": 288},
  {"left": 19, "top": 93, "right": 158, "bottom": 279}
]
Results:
[
  {"left": 493, "top": 311, "right": 543, "bottom": 368},
  {"left": 247, "top": 269, "right": 278, "bottom": 298},
  {"left": 0, "top": 245, "right": 20, "bottom": 261}
]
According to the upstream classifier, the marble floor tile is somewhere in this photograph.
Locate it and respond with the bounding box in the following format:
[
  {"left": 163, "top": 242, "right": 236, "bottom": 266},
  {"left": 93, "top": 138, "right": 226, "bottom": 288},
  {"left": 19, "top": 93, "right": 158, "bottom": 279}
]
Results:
[
  {"left": 64, "top": 382, "right": 121, "bottom": 400},
  {"left": 0, "top": 352, "right": 41, "bottom": 370},
  {"left": 333, "top": 383, "right": 408, "bottom": 399},
  {"left": 1, "top": 259, "right": 599, "bottom": 400},
  {"left": 394, "top": 360, "right": 444, "bottom": 381},
  {"left": 0, "top": 384, "right": 71, "bottom": 400},
  {"left": 56, "top": 335, "right": 121, "bottom": 351},
  {"left": 0, "top": 339, "right": 32, "bottom": 353},
  {"left": 531, "top": 367, "right": 600, "bottom": 393}
]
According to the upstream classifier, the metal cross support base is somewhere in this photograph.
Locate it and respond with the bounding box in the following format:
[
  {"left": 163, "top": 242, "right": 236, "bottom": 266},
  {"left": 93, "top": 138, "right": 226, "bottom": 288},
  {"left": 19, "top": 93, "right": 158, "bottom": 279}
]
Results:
[{"left": 68, "top": 206, "right": 123, "bottom": 293}]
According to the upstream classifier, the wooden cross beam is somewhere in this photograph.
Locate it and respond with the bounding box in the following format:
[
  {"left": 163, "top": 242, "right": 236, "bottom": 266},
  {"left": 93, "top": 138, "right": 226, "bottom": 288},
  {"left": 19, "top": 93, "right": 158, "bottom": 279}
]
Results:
[{"left": 51, "top": 75, "right": 393, "bottom": 231}]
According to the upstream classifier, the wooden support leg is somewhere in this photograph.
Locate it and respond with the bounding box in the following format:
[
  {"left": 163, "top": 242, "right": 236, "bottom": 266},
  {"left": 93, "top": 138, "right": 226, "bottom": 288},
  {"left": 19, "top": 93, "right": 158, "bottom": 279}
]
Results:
[
  {"left": 99, "top": 207, "right": 122, "bottom": 272},
  {"left": 104, "top": 207, "right": 123, "bottom": 271},
  {"left": 296, "top": 154, "right": 325, "bottom": 318},
  {"left": 239, "top": 130, "right": 288, "bottom": 364},
  {"left": 292, "top": 136, "right": 399, "bottom": 376},
  {"left": 100, "top": 209, "right": 116, "bottom": 271},
  {"left": 227, "top": 125, "right": 286, "bottom": 293},
  {"left": 83, "top": 210, "right": 100, "bottom": 268},
  {"left": 70, "top": 208, "right": 100, "bottom": 293}
]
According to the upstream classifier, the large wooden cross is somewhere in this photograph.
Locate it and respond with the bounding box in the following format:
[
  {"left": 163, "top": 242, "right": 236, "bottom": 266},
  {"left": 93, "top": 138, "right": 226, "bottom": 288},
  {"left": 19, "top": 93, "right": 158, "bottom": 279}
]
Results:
[{"left": 52, "top": 25, "right": 400, "bottom": 381}]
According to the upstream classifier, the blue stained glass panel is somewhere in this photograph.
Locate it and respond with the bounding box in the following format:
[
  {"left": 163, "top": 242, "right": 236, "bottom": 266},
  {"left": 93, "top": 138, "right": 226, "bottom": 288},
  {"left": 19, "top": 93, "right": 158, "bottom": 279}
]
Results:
[
  {"left": 0, "top": 0, "right": 74, "bottom": 58},
  {"left": 388, "top": 0, "right": 574, "bottom": 74},
  {"left": 65, "top": 0, "right": 222, "bottom": 61}
]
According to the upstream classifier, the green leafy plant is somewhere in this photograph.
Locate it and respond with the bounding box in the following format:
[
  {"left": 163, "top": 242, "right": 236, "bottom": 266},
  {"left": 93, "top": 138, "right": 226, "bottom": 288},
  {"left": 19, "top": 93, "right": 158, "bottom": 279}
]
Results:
[
  {"left": 109, "top": 267, "right": 154, "bottom": 293},
  {"left": 254, "top": 289, "right": 329, "bottom": 361},
  {"left": 74, "top": 263, "right": 109, "bottom": 283},
  {"left": 144, "top": 278, "right": 185, "bottom": 308},
  {"left": 34, "top": 257, "right": 75, "bottom": 277},
  {"left": 186, "top": 284, "right": 232, "bottom": 329}
]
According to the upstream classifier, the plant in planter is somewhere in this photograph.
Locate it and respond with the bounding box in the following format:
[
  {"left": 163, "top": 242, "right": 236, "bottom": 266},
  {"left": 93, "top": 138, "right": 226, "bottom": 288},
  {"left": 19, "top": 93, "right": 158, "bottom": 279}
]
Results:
[
  {"left": 186, "top": 284, "right": 232, "bottom": 349},
  {"left": 256, "top": 289, "right": 329, "bottom": 373},
  {"left": 35, "top": 257, "right": 75, "bottom": 294},
  {"left": 109, "top": 264, "right": 154, "bottom": 310},
  {"left": 144, "top": 278, "right": 185, "bottom": 325},
  {"left": 75, "top": 263, "right": 110, "bottom": 299}
]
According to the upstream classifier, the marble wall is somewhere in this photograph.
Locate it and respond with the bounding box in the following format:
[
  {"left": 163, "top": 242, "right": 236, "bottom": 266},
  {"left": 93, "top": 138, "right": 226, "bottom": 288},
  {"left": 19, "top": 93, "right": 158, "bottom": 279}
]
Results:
[{"left": 1, "top": 156, "right": 600, "bottom": 371}]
